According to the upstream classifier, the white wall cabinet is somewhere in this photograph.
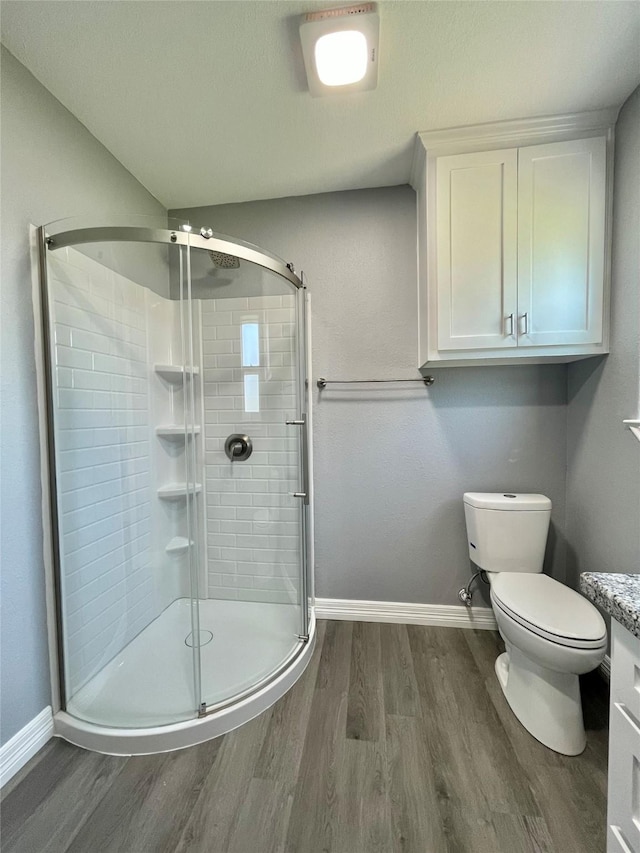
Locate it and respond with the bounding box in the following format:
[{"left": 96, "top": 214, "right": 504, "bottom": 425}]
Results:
[
  {"left": 436, "top": 148, "right": 518, "bottom": 352},
  {"left": 607, "top": 620, "right": 640, "bottom": 853},
  {"left": 412, "top": 111, "right": 616, "bottom": 368}
]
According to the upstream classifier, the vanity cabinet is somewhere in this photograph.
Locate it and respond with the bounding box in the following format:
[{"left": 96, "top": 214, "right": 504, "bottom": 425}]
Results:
[
  {"left": 607, "top": 620, "right": 640, "bottom": 853},
  {"left": 411, "top": 110, "right": 616, "bottom": 368}
]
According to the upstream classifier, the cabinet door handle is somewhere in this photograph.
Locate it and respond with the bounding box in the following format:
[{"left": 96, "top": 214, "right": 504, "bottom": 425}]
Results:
[
  {"left": 520, "top": 312, "right": 529, "bottom": 336},
  {"left": 505, "top": 313, "right": 514, "bottom": 337}
]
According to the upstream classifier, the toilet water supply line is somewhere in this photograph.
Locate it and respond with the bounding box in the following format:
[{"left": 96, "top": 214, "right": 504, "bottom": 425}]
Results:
[{"left": 458, "top": 570, "right": 489, "bottom": 606}]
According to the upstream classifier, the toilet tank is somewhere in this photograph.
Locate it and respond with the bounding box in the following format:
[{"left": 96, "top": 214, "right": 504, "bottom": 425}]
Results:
[{"left": 463, "top": 493, "right": 552, "bottom": 573}]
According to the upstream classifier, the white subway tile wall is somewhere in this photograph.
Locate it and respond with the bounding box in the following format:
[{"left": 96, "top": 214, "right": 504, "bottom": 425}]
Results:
[
  {"left": 48, "top": 248, "right": 156, "bottom": 694},
  {"left": 201, "top": 295, "right": 301, "bottom": 605}
]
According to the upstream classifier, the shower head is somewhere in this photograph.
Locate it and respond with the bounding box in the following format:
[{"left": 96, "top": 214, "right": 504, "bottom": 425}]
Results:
[{"left": 208, "top": 250, "right": 239, "bottom": 270}]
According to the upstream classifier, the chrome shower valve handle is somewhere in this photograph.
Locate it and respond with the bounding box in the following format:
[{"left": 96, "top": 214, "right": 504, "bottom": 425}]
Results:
[{"left": 224, "top": 434, "right": 253, "bottom": 461}]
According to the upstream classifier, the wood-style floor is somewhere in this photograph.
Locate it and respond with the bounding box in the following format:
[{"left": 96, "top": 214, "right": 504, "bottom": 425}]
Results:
[{"left": 1, "top": 622, "right": 609, "bottom": 853}]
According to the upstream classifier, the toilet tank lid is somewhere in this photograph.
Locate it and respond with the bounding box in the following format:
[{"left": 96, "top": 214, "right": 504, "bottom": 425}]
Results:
[{"left": 463, "top": 493, "right": 552, "bottom": 511}]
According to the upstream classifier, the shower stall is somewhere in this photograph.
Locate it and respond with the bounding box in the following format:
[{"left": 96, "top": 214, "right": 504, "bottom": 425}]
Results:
[{"left": 37, "top": 216, "right": 314, "bottom": 754}]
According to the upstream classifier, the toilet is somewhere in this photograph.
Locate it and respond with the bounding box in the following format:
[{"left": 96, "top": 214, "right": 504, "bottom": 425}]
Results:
[{"left": 463, "top": 492, "right": 607, "bottom": 756}]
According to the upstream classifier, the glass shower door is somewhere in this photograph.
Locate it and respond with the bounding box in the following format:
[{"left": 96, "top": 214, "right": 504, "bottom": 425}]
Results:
[
  {"left": 42, "top": 221, "right": 204, "bottom": 727},
  {"left": 185, "top": 243, "right": 308, "bottom": 710}
]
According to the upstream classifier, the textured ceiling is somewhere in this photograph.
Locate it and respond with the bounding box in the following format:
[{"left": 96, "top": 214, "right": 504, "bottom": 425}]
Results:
[{"left": 2, "top": 1, "right": 639, "bottom": 208}]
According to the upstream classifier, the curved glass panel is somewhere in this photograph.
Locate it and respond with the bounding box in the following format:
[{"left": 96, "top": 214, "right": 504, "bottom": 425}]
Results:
[
  {"left": 185, "top": 243, "right": 305, "bottom": 709},
  {"left": 43, "top": 235, "right": 201, "bottom": 727},
  {"left": 41, "top": 223, "right": 307, "bottom": 728}
]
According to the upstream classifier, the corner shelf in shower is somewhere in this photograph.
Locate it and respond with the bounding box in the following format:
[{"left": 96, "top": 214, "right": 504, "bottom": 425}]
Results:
[
  {"left": 157, "top": 483, "right": 202, "bottom": 500},
  {"left": 165, "top": 536, "right": 194, "bottom": 555},
  {"left": 154, "top": 364, "right": 200, "bottom": 382},
  {"left": 155, "top": 425, "right": 201, "bottom": 440}
]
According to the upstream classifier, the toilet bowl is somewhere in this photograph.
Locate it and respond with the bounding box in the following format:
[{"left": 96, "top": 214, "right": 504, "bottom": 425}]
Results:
[{"left": 463, "top": 492, "right": 607, "bottom": 756}]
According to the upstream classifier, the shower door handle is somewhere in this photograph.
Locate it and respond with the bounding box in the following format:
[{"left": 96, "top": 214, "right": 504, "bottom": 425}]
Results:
[{"left": 287, "top": 414, "right": 309, "bottom": 506}]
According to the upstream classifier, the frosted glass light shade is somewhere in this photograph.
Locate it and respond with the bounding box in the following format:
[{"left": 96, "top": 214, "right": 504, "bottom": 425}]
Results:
[{"left": 314, "top": 31, "right": 368, "bottom": 87}]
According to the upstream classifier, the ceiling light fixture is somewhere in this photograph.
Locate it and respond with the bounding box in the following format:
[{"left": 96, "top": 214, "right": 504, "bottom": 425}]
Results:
[{"left": 299, "top": 3, "right": 380, "bottom": 97}]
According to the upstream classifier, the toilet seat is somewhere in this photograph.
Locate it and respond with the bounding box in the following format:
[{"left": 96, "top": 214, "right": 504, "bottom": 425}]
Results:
[
  {"left": 490, "top": 574, "right": 606, "bottom": 649},
  {"left": 491, "top": 594, "right": 607, "bottom": 650}
]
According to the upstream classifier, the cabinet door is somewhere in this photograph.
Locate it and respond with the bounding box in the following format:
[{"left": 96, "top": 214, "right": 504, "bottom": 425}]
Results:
[
  {"left": 608, "top": 623, "right": 640, "bottom": 853},
  {"left": 436, "top": 149, "right": 518, "bottom": 351},
  {"left": 517, "top": 137, "right": 606, "bottom": 347}
]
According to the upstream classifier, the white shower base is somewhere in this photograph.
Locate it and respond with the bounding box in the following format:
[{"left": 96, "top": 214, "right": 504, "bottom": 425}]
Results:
[
  {"left": 55, "top": 601, "right": 315, "bottom": 756},
  {"left": 65, "top": 598, "right": 303, "bottom": 729}
]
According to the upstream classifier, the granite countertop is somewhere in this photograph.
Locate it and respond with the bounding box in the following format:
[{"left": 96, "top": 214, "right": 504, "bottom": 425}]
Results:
[{"left": 580, "top": 572, "right": 640, "bottom": 639}]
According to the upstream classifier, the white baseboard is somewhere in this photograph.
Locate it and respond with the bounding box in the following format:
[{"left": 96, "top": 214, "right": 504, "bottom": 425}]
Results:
[
  {"left": 599, "top": 654, "right": 611, "bottom": 683},
  {"left": 314, "top": 598, "right": 497, "bottom": 630},
  {"left": 0, "top": 706, "right": 54, "bottom": 788}
]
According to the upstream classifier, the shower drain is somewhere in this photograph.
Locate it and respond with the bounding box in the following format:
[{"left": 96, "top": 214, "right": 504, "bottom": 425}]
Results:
[{"left": 184, "top": 630, "right": 214, "bottom": 648}]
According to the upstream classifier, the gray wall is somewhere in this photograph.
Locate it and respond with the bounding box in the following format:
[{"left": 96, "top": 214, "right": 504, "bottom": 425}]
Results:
[
  {"left": 0, "top": 46, "right": 166, "bottom": 746},
  {"left": 171, "top": 189, "right": 569, "bottom": 607},
  {"left": 566, "top": 87, "right": 640, "bottom": 595}
]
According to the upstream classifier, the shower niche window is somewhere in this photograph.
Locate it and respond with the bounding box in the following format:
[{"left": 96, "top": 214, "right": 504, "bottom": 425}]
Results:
[{"left": 38, "top": 217, "right": 312, "bottom": 747}]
